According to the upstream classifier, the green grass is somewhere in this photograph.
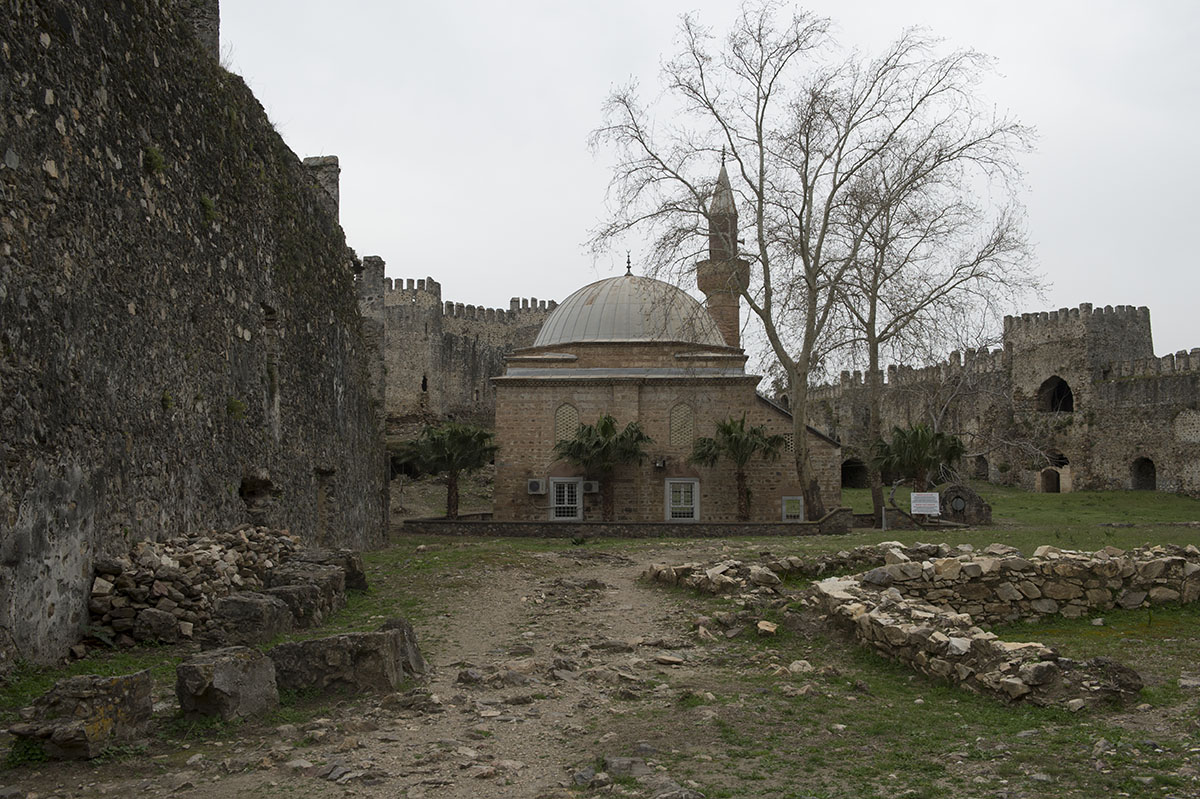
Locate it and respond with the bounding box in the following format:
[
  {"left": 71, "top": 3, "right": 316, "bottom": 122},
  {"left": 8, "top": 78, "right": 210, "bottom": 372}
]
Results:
[
  {"left": 0, "top": 649, "right": 178, "bottom": 724},
  {"left": 840, "top": 481, "right": 1200, "bottom": 555}
]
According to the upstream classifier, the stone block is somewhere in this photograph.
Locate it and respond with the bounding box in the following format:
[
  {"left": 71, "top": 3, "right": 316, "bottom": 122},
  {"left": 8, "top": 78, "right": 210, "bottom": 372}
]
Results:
[
  {"left": 1019, "top": 660, "right": 1060, "bottom": 686},
  {"left": 291, "top": 549, "right": 369, "bottom": 591},
  {"left": 6, "top": 671, "right": 152, "bottom": 760},
  {"left": 269, "top": 630, "right": 407, "bottom": 694},
  {"left": 1030, "top": 598, "right": 1059, "bottom": 614},
  {"left": 994, "top": 582, "right": 1024, "bottom": 602},
  {"left": 212, "top": 591, "right": 293, "bottom": 645},
  {"left": 133, "top": 607, "right": 180, "bottom": 642},
  {"left": 1116, "top": 589, "right": 1147, "bottom": 609},
  {"left": 748, "top": 565, "right": 781, "bottom": 586},
  {"left": 267, "top": 563, "right": 346, "bottom": 615},
  {"left": 378, "top": 617, "right": 428, "bottom": 676},
  {"left": 176, "top": 647, "right": 278, "bottom": 721},
  {"left": 1148, "top": 586, "right": 1181, "bottom": 604},
  {"left": 261, "top": 584, "right": 326, "bottom": 628},
  {"left": 1042, "top": 581, "right": 1082, "bottom": 600}
]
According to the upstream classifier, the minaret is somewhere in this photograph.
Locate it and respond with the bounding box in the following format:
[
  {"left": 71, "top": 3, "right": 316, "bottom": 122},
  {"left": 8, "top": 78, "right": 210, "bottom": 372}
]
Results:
[{"left": 696, "top": 162, "right": 749, "bottom": 348}]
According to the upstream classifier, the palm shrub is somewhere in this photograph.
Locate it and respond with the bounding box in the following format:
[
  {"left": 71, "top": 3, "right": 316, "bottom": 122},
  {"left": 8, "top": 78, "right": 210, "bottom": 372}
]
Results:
[
  {"left": 552, "top": 414, "right": 653, "bottom": 521},
  {"left": 872, "top": 424, "right": 965, "bottom": 491},
  {"left": 690, "top": 414, "right": 786, "bottom": 521},
  {"left": 394, "top": 423, "right": 498, "bottom": 519}
]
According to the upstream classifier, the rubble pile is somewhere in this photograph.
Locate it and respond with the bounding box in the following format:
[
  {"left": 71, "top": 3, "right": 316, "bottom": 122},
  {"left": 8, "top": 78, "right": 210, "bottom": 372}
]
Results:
[{"left": 87, "top": 525, "right": 365, "bottom": 647}]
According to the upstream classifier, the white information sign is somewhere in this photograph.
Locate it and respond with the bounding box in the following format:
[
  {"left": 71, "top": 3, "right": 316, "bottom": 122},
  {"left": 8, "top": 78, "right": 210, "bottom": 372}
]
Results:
[{"left": 911, "top": 492, "right": 941, "bottom": 516}]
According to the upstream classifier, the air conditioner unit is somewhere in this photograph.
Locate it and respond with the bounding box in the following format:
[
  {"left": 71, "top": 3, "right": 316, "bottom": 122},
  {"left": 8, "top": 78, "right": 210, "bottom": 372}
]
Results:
[
  {"left": 527, "top": 478, "right": 547, "bottom": 495},
  {"left": 582, "top": 480, "right": 600, "bottom": 494}
]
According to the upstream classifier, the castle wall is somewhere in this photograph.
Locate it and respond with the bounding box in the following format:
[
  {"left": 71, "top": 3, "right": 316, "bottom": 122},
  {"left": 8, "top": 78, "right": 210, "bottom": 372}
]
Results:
[
  {"left": 378, "top": 277, "right": 552, "bottom": 436},
  {"left": 813, "top": 303, "right": 1198, "bottom": 497},
  {"left": 0, "top": 0, "right": 388, "bottom": 669}
]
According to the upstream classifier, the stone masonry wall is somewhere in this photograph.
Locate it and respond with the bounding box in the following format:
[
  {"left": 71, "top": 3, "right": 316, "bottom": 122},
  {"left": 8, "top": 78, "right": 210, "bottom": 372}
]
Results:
[
  {"left": 375, "top": 274, "right": 553, "bottom": 436},
  {"left": 0, "top": 0, "right": 388, "bottom": 669},
  {"left": 811, "top": 303, "right": 1200, "bottom": 496},
  {"left": 648, "top": 541, "right": 1184, "bottom": 708}
]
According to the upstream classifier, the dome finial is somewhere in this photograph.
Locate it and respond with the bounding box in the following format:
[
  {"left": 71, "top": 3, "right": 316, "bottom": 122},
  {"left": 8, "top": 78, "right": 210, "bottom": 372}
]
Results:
[{"left": 625, "top": 251, "right": 632, "bottom": 275}]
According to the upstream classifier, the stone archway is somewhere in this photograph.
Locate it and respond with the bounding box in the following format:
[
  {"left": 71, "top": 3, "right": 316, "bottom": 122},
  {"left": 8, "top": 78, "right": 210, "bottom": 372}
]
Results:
[
  {"left": 1131, "top": 457, "right": 1156, "bottom": 491},
  {"left": 1040, "top": 468, "right": 1060, "bottom": 493}
]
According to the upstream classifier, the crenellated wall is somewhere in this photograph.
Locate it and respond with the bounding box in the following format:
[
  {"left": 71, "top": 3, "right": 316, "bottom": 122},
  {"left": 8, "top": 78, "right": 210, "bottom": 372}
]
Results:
[
  {"left": 812, "top": 303, "right": 1200, "bottom": 496},
  {"left": 359, "top": 272, "right": 556, "bottom": 437}
]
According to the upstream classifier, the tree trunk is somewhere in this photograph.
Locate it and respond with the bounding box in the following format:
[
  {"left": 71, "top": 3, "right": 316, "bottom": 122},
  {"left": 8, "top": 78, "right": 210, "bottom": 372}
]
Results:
[
  {"left": 736, "top": 469, "right": 749, "bottom": 521},
  {"left": 866, "top": 346, "right": 886, "bottom": 528},
  {"left": 601, "top": 476, "right": 614, "bottom": 522},
  {"left": 791, "top": 373, "right": 827, "bottom": 520},
  {"left": 446, "top": 470, "right": 459, "bottom": 519}
]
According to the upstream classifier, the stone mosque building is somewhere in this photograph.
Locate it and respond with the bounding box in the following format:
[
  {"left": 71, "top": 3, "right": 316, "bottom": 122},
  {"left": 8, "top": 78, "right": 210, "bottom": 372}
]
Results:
[{"left": 489, "top": 167, "right": 841, "bottom": 522}]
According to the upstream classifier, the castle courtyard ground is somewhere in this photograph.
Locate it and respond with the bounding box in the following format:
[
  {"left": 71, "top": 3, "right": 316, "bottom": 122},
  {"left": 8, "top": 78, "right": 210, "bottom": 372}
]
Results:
[{"left": 5, "top": 492, "right": 1200, "bottom": 799}]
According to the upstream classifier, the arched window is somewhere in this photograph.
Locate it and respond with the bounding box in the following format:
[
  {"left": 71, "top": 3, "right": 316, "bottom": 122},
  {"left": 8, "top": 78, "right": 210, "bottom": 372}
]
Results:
[
  {"left": 554, "top": 403, "right": 579, "bottom": 442},
  {"left": 669, "top": 403, "right": 694, "bottom": 448},
  {"left": 1036, "top": 376, "right": 1074, "bottom": 412},
  {"left": 1131, "top": 457, "right": 1156, "bottom": 490}
]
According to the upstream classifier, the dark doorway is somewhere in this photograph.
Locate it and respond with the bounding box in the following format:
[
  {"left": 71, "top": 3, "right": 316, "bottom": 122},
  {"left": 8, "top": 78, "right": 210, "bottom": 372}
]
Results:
[
  {"left": 1036, "top": 376, "right": 1074, "bottom": 412},
  {"left": 1040, "top": 468, "right": 1060, "bottom": 493},
  {"left": 841, "top": 458, "right": 869, "bottom": 489},
  {"left": 1131, "top": 458, "right": 1156, "bottom": 491},
  {"left": 972, "top": 456, "right": 988, "bottom": 480}
]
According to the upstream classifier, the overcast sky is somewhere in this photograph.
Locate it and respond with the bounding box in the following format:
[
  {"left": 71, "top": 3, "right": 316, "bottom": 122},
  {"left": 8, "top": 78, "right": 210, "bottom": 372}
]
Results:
[{"left": 221, "top": 1, "right": 1199, "bottom": 359}]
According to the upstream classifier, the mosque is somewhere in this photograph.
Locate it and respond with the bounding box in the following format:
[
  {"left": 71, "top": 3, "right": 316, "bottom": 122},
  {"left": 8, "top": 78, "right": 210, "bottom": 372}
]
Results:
[{"left": 490, "top": 167, "right": 842, "bottom": 522}]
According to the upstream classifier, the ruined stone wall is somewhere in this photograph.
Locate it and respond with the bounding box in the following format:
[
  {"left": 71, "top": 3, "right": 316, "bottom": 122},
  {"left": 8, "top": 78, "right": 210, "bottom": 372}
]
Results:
[
  {"left": 812, "top": 303, "right": 1199, "bottom": 495},
  {"left": 379, "top": 276, "right": 552, "bottom": 435},
  {"left": 0, "top": 0, "right": 388, "bottom": 670}
]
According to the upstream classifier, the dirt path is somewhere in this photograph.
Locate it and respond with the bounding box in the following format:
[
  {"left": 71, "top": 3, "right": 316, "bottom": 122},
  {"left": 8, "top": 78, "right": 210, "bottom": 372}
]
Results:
[{"left": 7, "top": 544, "right": 726, "bottom": 799}]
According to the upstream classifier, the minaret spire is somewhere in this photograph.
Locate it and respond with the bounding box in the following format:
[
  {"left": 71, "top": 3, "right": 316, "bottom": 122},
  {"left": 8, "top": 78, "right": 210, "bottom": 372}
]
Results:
[
  {"left": 708, "top": 161, "right": 738, "bottom": 262},
  {"left": 696, "top": 159, "right": 749, "bottom": 349}
]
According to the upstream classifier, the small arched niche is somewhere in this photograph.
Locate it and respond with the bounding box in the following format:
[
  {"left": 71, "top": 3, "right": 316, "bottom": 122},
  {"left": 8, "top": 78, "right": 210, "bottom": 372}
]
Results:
[
  {"left": 1039, "top": 468, "right": 1061, "bottom": 493},
  {"left": 1036, "top": 376, "right": 1074, "bottom": 412},
  {"left": 1131, "top": 457, "right": 1156, "bottom": 491},
  {"left": 841, "top": 458, "right": 869, "bottom": 489},
  {"left": 972, "top": 455, "right": 989, "bottom": 480}
]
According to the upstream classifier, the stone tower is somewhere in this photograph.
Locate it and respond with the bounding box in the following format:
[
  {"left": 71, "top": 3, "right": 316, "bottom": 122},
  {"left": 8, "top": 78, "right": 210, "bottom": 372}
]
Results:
[{"left": 696, "top": 163, "right": 749, "bottom": 348}]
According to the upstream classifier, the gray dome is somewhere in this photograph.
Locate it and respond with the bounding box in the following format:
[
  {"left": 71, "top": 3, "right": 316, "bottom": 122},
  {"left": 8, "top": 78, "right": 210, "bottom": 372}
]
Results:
[{"left": 534, "top": 275, "right": 725, "bottom": 347}]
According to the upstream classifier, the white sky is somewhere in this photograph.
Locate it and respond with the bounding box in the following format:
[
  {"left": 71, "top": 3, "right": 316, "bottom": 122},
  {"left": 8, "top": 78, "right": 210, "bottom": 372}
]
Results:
[{"left": 221, "top": 1, "right": 1199, "bottom": 358}]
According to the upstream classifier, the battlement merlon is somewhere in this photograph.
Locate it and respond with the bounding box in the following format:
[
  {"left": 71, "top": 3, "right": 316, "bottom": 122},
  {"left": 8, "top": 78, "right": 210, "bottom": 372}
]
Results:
[
  {"left": 181, "top": 0, "right": 220, "bottom": 60},
  {"left": 1002, "top": 302, "right": 1151, "bottom": 333},
  {"left": 302, "top": 155, "right": 340, "bottom": 221},
  {"left": 1105, "top": 348, "right": 1200, "bottom": 380},
  {"left": 357, "top": 255, "right": 386, "bottom": 307}
]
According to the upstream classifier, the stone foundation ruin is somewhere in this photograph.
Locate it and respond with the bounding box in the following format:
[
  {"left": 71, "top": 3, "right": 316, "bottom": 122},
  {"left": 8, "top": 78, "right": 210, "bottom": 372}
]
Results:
[{"left": 647, "top": 541, "right": 1200, "bottom": 708}]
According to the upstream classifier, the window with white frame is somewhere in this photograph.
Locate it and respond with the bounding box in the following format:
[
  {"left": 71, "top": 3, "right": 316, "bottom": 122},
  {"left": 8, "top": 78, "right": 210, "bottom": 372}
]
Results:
[
  {"left": 665, "top": 478, "right": 700, "bottom": 521},
  {"left": 782, "top": 496, "right": 805, "bottom": 521},
  {"left": 550, "top": 477, "right": 582, "bottom": 521}
]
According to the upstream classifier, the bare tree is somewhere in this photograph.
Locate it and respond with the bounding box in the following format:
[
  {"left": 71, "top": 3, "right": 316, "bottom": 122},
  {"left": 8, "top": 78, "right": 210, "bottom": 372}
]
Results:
[
  {"left": 591, "top": 2, "right": 1032, "bottom": 519},
  {"left": 839, "top": 185, "right": 1035, "bottom": 524}
]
